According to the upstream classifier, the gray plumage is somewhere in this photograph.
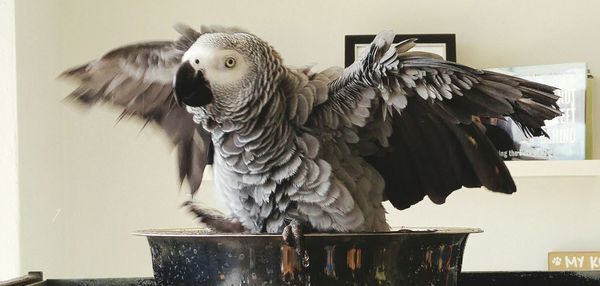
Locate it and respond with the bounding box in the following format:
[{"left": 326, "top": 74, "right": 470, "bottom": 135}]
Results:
[
  {"left": 62, "top": 25, "right": 561, "bottom": 233},
  {"left": 61, "top": 24, "right": 210, "bottom": 193}
]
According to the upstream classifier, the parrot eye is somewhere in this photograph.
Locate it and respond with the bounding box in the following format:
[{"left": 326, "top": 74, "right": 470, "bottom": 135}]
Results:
[{"left": 224, "top": 57, "right": 236, "bottom": 69}]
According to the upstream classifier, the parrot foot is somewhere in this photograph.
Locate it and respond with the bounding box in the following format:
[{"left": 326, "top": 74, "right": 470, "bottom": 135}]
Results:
[
  {"left": 282, "top": 220, "right": 310, "bottom": 267},
  {"left": 182, "top": 201, "right": 244, "bottom": 233}
]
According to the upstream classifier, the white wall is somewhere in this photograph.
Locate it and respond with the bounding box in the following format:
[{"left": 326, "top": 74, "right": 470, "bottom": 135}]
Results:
[
  {"left": 0, "top": 0, "right": 20, "bottom": 280},
  {"left": 14, "top": 0, "right": 600, "bottom": 278}
]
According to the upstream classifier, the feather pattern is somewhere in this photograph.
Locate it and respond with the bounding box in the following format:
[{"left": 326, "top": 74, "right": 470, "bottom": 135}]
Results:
[
  {"left": 61, "top": 24, "right": 214, "bottom": 194},
  {"left": 311, "top": 31, "right": 561, "bottom": 210},
  {"left": 64, "top": 26, "right": 562, "bottom": 234}
]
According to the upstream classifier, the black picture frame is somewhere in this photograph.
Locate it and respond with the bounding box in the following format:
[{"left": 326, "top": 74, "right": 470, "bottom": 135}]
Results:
[{"left": 344, "top": 34, "right": 456, "bottom": 67}]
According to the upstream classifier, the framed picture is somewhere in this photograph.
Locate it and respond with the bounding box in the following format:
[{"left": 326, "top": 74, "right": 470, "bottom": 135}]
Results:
[
  {"left": 485, "top": 62, "right": 589, "bottom": 160},
  {"left": 344, "top": 34, "right": 456, "bottom": 67}
]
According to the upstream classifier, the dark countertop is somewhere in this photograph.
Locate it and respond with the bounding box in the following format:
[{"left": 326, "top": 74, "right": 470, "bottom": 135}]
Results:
[
  {"left": 460, "top": 271, "right": 600, "bottom": 286},
  {"left": 19, "top": 272, "right": 599, "bottom": 286}
]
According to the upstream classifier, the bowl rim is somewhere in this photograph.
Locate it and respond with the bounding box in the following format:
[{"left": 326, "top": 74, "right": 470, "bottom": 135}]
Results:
[{"left": 132, "top": 227, "right": 483, "bottom": 238}]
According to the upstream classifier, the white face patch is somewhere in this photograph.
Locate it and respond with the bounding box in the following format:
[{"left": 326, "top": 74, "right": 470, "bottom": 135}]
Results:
[{"left": 182, "top": 43, "right": 250, "bottom": 88}]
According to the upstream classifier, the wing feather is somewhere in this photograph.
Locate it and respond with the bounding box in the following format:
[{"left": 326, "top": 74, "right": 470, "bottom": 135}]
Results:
[
  {"left": 60, "top": 24, "right": 211, "bottom": 194},
  {"left": 312, "top": 31, "right": 561, "bottom": 210}
]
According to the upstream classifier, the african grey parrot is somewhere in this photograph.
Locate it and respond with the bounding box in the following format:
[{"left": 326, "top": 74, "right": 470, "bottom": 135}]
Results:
[{"left": 61, "top": 24, "right": 561, "bottom": 247}]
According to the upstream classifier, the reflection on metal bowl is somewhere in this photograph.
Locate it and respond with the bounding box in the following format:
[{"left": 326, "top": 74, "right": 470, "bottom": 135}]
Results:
[{"left": 134, "top": 227, "right": 481, "bottom": 286}]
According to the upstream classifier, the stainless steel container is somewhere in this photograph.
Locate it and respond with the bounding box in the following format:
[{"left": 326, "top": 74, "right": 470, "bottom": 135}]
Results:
[{"left": 135, "top": 228, "right": 480, "bottom": 286}]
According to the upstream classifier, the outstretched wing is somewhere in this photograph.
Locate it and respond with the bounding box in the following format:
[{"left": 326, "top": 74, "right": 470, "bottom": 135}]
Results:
[
  {"left": 312, "top": 31, "right": 561, "bottom": 210},
  {"left": 60, "top": 24, "right": 210, "bottom": 194}
]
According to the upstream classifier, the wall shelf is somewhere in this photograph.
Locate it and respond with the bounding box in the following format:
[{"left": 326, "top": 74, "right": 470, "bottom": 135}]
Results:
[
  {"left": 506, "top": 160, "right": 600, "bottom": 177},
  {"left": 202, "top": 160, "right": 600, "bottom": 181}
]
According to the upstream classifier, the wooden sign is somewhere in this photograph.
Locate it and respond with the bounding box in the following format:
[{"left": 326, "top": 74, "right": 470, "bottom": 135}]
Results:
[{"left": 548, "top": 252, "right": 600, "bottom": 271}]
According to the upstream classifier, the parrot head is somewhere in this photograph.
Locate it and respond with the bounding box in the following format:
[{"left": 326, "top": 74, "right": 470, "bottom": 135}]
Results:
[{"left": 174, "top": 32, "right": 284, "bottom": 121}]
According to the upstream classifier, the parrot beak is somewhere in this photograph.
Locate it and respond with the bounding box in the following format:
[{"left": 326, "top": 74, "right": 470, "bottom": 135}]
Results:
[{"left": 174, "top": 62, "right": 214, "bottom": 107}]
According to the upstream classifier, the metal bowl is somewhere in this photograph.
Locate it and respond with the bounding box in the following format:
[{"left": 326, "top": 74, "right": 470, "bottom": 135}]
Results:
[{"left": 135, "top": 227, "right": 481, "bottom": 286}]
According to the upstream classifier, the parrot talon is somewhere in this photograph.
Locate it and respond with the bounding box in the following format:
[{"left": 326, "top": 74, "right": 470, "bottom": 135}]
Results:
[
  {"left": 282, "top": 220, "right": 310, "bottom": 267},
  {"left": 182, "top": 201, "right": 245, "bottom": 233}
]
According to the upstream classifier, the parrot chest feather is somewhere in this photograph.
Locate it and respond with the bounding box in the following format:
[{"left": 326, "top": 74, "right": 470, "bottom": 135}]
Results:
[
  {"left": 211, "top": 121, "right": 386, "bottom": 233},
  {"left": 206, "top": 70, "right": 388, "bottom": 233}
]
